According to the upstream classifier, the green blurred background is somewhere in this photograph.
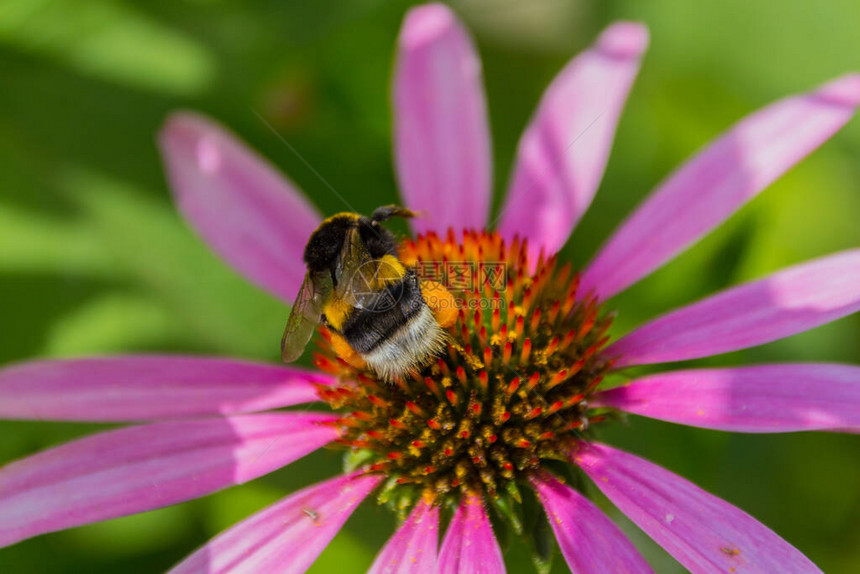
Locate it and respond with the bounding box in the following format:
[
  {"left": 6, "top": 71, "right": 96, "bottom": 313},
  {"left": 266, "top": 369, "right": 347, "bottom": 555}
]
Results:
[{"left": 1, "top": 0, "right": 859, "bottom": 572}]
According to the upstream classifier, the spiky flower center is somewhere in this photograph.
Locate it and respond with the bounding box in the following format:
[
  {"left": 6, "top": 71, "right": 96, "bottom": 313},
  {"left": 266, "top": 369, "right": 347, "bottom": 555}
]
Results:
[{"left": 315, "top": 230, "right": 614, "bottom": 503}]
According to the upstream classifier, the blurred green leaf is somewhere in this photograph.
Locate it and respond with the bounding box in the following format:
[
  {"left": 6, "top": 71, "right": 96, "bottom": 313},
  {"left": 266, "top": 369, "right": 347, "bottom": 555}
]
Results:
[
  {"left": 0, "top": 204, "right": 113, "bottom": 275},
  {"left": 58, "top": 166, "right": 288, "bottom": 358},
  {"left": 43, "top": 292, "right": 182, "bottom": 355},
  {"left": 0, "top": 0, "right": 215, "bottom": 95},
  {"left": 65, "top": 505, "right": 193, "bottom": 557}
]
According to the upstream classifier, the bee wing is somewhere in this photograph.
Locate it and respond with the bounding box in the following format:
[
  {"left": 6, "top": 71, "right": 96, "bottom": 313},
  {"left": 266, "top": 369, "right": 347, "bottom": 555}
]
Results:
[
  {"left": 335, "top": 227, "right": 380, "bottom": 310},
  {"left": 281, "top": 272, "right": 331, "bottom": 362}
]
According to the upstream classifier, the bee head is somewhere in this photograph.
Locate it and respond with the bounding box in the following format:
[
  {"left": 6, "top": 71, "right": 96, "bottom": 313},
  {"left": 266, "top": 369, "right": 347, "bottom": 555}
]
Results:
[
  {"left": 304, "top": 211, "right": 401, "bottom": 276},
  {"left": 360, "top": 205, "right": 417, "bottom": 258},
  {"left": 303, "top": 214, "right": 356, "bottom": 274}
]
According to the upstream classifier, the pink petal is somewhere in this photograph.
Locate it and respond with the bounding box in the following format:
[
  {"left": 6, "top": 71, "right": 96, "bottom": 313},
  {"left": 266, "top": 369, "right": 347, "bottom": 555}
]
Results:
[
  {"left": 582, "top": 73, "right": 860, "bottom": 300},
  {"left": 439, "top": 493, "right": 505, "bottom": 574},
  {"left": 369, "top": 497, "right": 439, "bottom": 574},
  {"left": 0, "top": 412, "right": 337, "bottom": 548},
  {"left": 608, "top": 249, "right": 860, "bottom": 367},
  {"left": 593, "top": 364, "right": 860, "bottom": 433},
  {"left": 158, "top": 112, "right": 321, "bottom": 302},
  {"left": 0, "top": 355, "right": 332, "bottom": 422},
  {"left": 170, "top": 472, "right": 380, "bottom": 574},
  {"left": 393, "top": 3, "right": 492, "bottom": 234},
  {"left": 531, "top": 473, "right": 652, "bottom": 574},
  {"left": 497, "top": 22, "right": 648, "bottom": 261},
  {"left": 571, "top": 442, "right": 822, "bottom": 573}
]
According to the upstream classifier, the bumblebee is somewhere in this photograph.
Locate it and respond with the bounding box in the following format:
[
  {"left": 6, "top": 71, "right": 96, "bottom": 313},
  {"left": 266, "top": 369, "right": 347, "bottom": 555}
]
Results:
[{"left": 281, "top": 205, "right": 456, "bottom": 381}]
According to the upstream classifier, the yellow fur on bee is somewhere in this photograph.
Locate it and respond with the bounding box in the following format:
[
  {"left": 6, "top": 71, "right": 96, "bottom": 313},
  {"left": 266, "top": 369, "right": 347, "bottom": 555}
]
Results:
[
  {"left": 329, "top": 331, "right": 367, "bottom": 369},
  {"left": 320, "top": 212, "right": 360, "bottom": 226},
  {"left": 374, "top": 255, "right": 406, "bottom": 287},
  {"left": 322, "top": 298, "right": 352, "bottom": 331},
  {"left": 420, "top": 280, "right": 457, "bottom": 328}
]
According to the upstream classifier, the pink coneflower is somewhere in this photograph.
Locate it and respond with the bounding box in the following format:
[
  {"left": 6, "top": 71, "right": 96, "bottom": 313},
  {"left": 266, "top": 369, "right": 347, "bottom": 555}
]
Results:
[{"left": 2, "top": 3, "right": 859, "bottom": 572}]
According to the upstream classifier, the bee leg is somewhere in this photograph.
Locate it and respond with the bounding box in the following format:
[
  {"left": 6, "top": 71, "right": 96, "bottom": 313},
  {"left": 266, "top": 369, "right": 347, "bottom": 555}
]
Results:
[
  {"left": 420, "top": 280, "right": 458, "bottom": 328},
  {"left": 329, "top": 331, "right": 367, "bottom": 370},
  {"left": 371, "top": 205, "right": 418, "bottom": 222}
]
